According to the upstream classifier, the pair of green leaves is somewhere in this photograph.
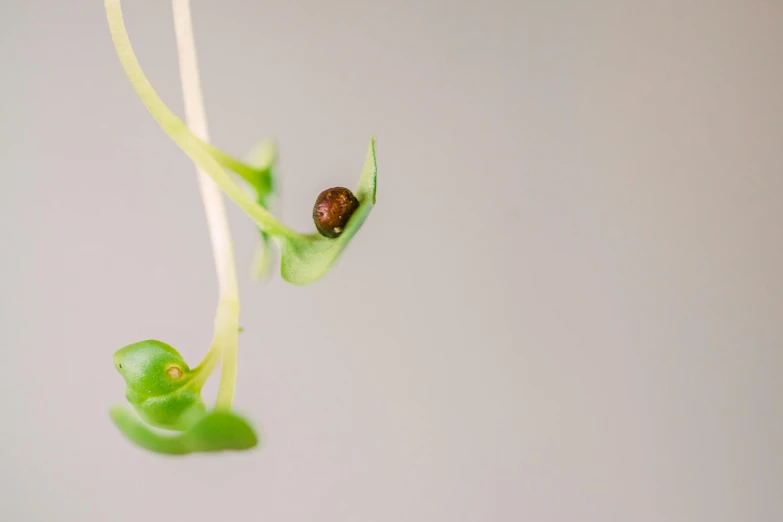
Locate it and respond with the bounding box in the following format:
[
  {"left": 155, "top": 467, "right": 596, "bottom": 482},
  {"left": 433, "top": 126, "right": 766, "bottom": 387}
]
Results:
[
  {"left": 111, "top": 340, "right": 258, "bottom": 455},
  {"left": 110, "top": 406, "right": 257, "bottom": 455},
  {"left": 105, "top": 0, "right": 378, "bottom": 455},
  {"left": 111, "top": 341, "right": 257, "bottom": 455}
]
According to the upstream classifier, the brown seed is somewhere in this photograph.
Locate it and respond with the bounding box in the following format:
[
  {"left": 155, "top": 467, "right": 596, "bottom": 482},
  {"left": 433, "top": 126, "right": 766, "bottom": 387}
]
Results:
[{"left": 312, "top": 187, "right": 360, "bottom": 238}]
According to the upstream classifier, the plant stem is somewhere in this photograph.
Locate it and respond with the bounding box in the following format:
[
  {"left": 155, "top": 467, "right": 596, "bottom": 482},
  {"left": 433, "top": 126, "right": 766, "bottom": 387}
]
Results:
[{"left": 171, "top": 0, "right": 239, "bottom": 411}]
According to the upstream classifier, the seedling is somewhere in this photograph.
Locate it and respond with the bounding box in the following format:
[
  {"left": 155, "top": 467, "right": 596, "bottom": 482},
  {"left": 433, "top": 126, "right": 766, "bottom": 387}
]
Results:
[{"left": 104, "top": 0, "right": 377, "bottom": 455}]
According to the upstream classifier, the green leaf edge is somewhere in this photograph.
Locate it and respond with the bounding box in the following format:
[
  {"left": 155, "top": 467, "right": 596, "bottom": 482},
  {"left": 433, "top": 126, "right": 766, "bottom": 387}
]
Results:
[
  {"left": 278, "top": 139, "right": 377, "bottom": 285},
  {"left": 110, "top": 405, "right": 259, "bottom": 455},
  {"left": 245, "top": 141, "right": 278, "bottom": 281}
]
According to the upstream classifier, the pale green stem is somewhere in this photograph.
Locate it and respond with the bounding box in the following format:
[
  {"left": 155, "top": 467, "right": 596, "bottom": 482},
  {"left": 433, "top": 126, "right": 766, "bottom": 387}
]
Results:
[{"left": 171, "top": 0, "right": 238, "bottom": 411}]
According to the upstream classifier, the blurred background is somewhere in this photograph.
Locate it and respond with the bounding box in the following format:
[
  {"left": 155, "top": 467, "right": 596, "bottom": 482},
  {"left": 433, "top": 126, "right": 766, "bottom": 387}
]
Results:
[{"left": 1, "top": 1, "right": 781, "bottom": 520}]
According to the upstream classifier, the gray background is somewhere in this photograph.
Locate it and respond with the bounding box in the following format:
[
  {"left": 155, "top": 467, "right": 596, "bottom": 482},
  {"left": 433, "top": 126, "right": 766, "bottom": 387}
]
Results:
[{"left": 1, "top": 1, "right": 781, "bottom": 521}]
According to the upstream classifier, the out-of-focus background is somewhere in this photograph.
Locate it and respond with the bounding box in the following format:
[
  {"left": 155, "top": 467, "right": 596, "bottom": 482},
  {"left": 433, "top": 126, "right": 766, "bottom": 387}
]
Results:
[{"left": 1, "top": 1, "right": 781, "bottom": 520}]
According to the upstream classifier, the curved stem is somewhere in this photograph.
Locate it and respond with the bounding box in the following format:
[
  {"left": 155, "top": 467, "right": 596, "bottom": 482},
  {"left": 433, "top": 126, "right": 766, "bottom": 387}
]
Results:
[
  {"left": 171, "top": 0, "right": 238, "bottom": 411},
  {"left": 105, "top": 0, "right": 302, "bottom": 240}
]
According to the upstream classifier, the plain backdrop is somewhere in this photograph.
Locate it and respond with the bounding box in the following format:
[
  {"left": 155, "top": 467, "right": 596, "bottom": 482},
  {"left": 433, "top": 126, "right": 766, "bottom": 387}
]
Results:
[{"left": 1, "top": 1, "right": 781, "bottom": 521}]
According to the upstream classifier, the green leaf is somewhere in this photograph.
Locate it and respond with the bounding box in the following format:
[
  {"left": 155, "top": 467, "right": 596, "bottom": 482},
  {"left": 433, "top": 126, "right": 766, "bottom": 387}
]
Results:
[
  {"left": 110, "top": 405, "right": 190, "bottom": 455},
  {"left": 242, "top": 140, "right": 278, "bottom": 205},
  {"left": 114, "top": 340, "right": 206, "bottom": 430},
  {"left": 179, "top": 410, "right": 259, "bottom": 452},
  {"left": 243, "top": 141, "right": 278, "bottom": 281},
  {"left": 110, "top": 406, "right": 259, "bottom": 455},
  {"left": 278, "top": 140, "right": 377, "bottom": 285},
  {"left": 202, "top": 139, "right": 276, "bottom": 201},
  {"left": 105, "top": 0, "right": 378, "bottom": 286}
]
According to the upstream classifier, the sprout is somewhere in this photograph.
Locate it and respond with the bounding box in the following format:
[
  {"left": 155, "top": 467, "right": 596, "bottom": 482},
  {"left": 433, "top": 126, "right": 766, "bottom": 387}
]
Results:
[
  {"left": 105, "top": 0, "right": 377, "bottom": 286},
  {"left": 109, "top": 339, "right": 257, "bottom": 454},
  {"left": 104, "top": 0, "right": 378, "bottom": 455}
]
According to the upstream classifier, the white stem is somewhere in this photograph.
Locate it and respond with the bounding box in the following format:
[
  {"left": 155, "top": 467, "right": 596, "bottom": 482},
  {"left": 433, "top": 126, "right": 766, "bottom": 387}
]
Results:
[
  {"left": 172, "top": 0, "right": 238, "bottom": 301},
  {"left": 172, "top": 0, "right": 239, "bottom": 410}
]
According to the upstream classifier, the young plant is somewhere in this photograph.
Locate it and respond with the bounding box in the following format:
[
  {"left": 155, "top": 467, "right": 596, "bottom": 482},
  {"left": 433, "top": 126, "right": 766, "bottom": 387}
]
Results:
[{"left": 105, "top": 0, "right": 377, "bottom": 455}]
